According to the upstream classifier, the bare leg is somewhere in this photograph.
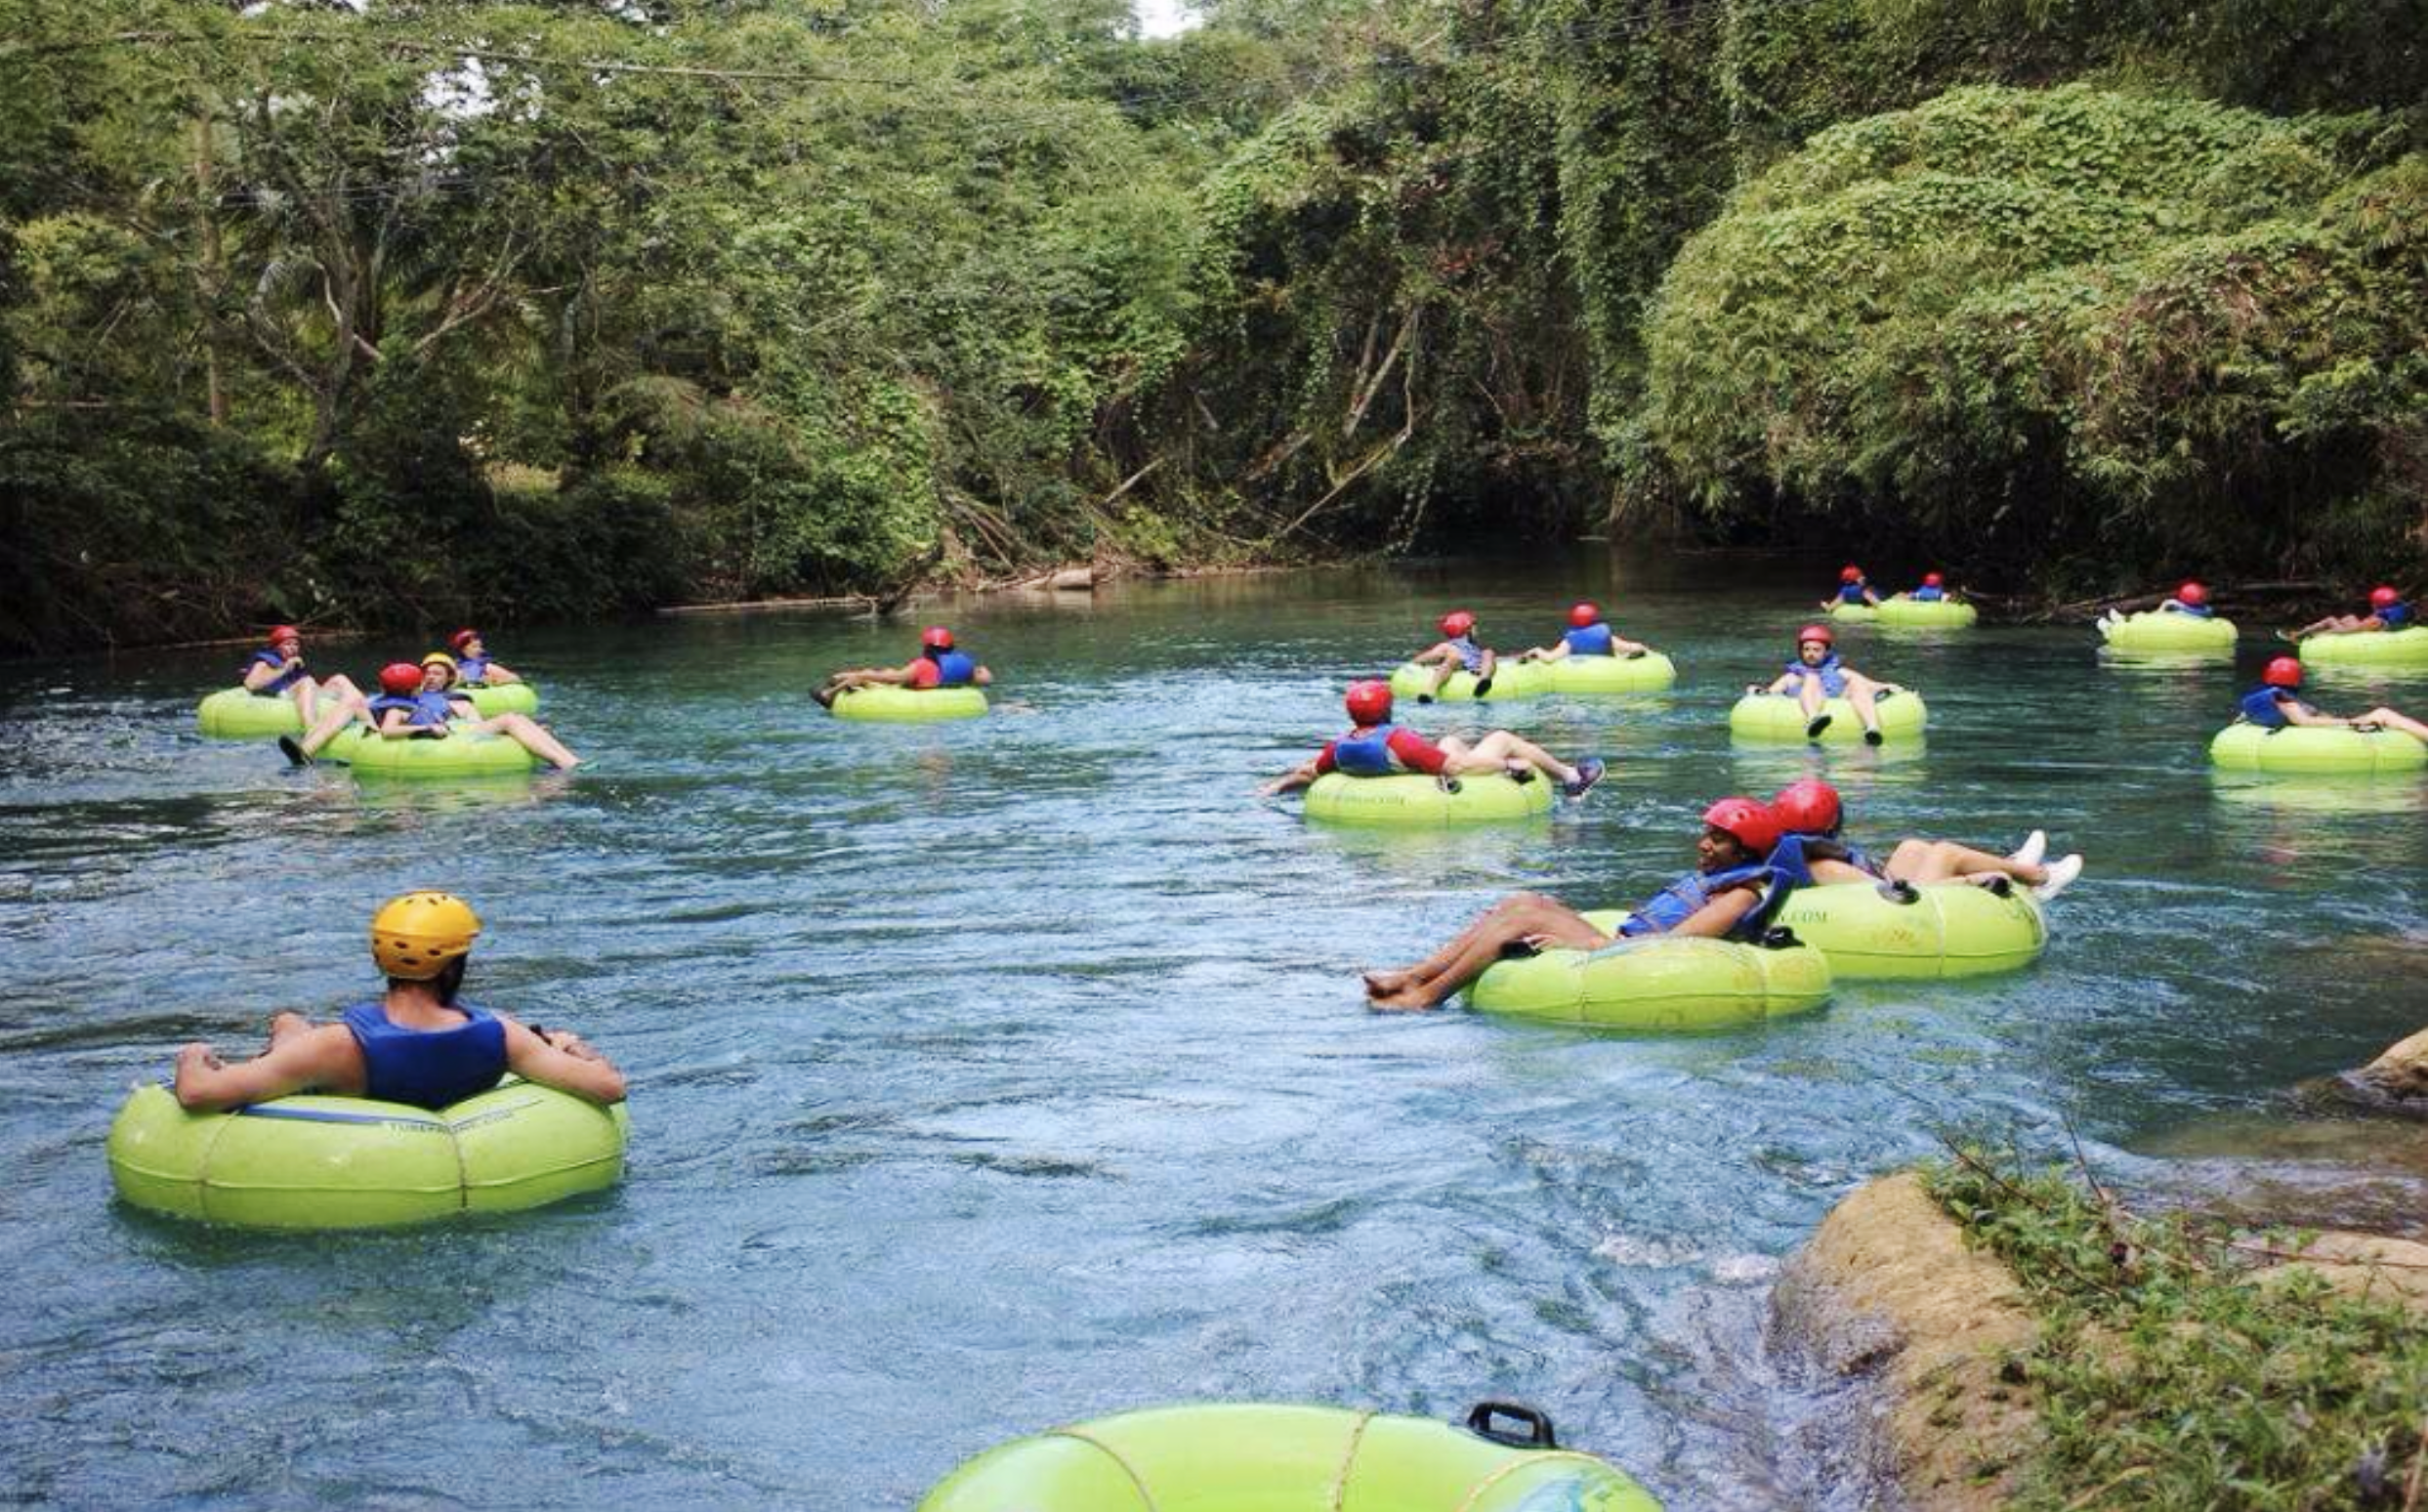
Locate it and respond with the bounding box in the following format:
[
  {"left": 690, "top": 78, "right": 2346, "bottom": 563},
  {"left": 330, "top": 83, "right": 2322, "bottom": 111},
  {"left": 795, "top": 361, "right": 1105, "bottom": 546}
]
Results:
[
  {"left": 1457, "top": 730, "right": 1578, "bottom": 785},
  {"left": 1363, "top": 893, "right": 1563, "bottom": 993},
  {"left": 1795, "top": 678, "right": 1826, "bottom": 717},
  {"left": 2357, "top": 708, "right": 2428, "bottom": 742},
  {"left": 1368, "top": 895, "right": 1611, "bottom": 1010},
  {"left": 290, "top": 679, "right": 320, "bottom": 728},
  {"left": 321, "top": 674, "right": 364, "bottom": 702},
  {"left": 476, "top": 713, "right": 580, "bottom": 770},
  {"left": 1843, "top": 674, "right": 1884, "bottom": 734},
  {"left": 298, "top": 693, "right": 371, "bottom": 757},
  {"left": 1883, "top": 839, "right": 2046, "bottom": 888}
]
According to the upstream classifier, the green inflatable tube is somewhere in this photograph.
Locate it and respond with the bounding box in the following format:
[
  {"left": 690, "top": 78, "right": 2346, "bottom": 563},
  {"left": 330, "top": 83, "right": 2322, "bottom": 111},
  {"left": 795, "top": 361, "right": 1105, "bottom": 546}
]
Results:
[
  {"left": 195, "top": 688, "right": 305, "bottom": 739},
  {"left": 1729, "top": 690, "right": 1927, "bottom": 744},
  {"left": 461, "top": 682, "right": 539, "bottom": 716},
  {"left": 918, "top": 1403, "right": 1662, "bottom": 1512},
  {"left": 1875, "top": 595, "right": 1979, "bottom": 628},
  {"left": 2098, "top": 611, "right": 2236, "bottom": 655},
  {"left": 1827, "top": 601, "right": 1878, "bottom": 623},
  {"left": 107, "top": 1079, "right": 628, "bottom": 1230},
  {"left": 1466, "top": 908, "right": 1832, "bottom": 1030},
  {"left": 830, "top": 686, "right": 989, "bottom": 722},
  {"left": 323, "top": 724, "right": 540, "bottom": 777},
  {"left": 1771, "top": 882, "right": 2046, "bottom": 980},
  {"left": 2300, "top": 626, "right": 2428, "bottom": 668},
  {"left": 1303, "top": 771, "right": 1554, "bottom": 825},
  {"left": 1545, "top": 651, "right": 1678, "bottom": 694},
  {"left": 1386, "top": 659, "right": 1546, "bottom": 703},
  {"left": 2208, "top": 722, "right": 2426, "bottom": 777}
]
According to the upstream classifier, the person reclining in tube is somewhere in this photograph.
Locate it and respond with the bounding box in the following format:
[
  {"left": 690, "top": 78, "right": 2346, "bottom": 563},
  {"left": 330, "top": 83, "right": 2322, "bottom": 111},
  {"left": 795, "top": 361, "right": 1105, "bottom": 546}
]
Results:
[
  {"left": 1749, "top": 624, "right": 1905, "bottom": 744},
  {"left": 1909, "top": 571, "right": 1956, "bottom": 603},
  {"left": 1516, "top": 602, "right": 1654, "bottom": 663},
  {"left": 172, "top": 892, "right": 624, "bottom": 1113},
  {"left": 2098, "top": 580, "right": 2213, "bottom": 633},
  {"left": 446, "top": 627, "right": 523, "bottom": 686},
  {"left": 1820, "top": 565, "right": 1882, "bottom": 612},
  {"left": 284, "top": 658, "right": 580, "bottom": 768},
  {"left": 1407, "top": 609, "right": 1497, "bottom": 702},
  {"left": 1360, "top": 798, "right": 1800, "bottom": 1010},
  {"left": 240, "top": 624, "right": 365, "bottom": 728},
  {"left": 2289, "top": 585, "right": 2413, "bottom": 642},
  {"left": 816, "top": 625, "right": 992, "bottom": 708},
  {"left": 1259, "top": 681, "right": 1605, "bottom": 799},
  {"left": 2236, "top": 657, "right": 2428, "bottom": 745},
  {"left": 1769, "top": 777, "right": 2082, "bottom": 901}
]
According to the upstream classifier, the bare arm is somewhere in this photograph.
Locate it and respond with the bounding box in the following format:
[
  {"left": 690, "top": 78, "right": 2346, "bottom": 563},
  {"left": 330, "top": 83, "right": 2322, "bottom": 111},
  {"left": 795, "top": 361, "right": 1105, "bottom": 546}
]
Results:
[
  {"left": 1612, "top": 635, "right": 1650, "bottom": 655},
  {"left": 972, "top": 665, "right": 993, "bottom": 687},
  {"left": 1755, "top": 672, "right": 1793, "bottom": 694},
  {"left": 377, "top": 708, "right": 439, "bottom": 739},
  {"left": 1666, "top": 885, "right": 1764, "bottom": 940},
  {"left": 481, "top": 661, "right": 522, "bottom": 684},
  {"left": 500, "top": 1017, "right": 626, "bottom": 1105},
  {"left": 2281, "top": 700, "right": 2345, "bottom": 729},
  {"left": 174, "top": 1026, "right": 360, "bottom": 1112},
  {"left": 1259, "top": 757, "right": 1322, "bottom": 797},
  {"left": 242, "top": 657, "right": 300, "bottom": 693},
  {"left": 1518, "top": 642, "right": 1569, "bottom": 662}
]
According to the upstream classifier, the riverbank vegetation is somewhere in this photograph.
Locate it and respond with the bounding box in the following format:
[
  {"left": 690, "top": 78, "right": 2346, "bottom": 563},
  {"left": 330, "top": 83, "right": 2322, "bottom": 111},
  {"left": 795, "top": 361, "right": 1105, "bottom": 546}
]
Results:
[
  {"left": 5, "top": 0, "right": 2423, "bottom": 651},
  {"left": 1928, "top": 1152, "right": 2428, "bottom": 1510}
]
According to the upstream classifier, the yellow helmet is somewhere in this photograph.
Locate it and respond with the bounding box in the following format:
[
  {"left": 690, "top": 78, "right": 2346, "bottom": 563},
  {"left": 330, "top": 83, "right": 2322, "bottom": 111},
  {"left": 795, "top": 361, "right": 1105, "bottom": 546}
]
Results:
[
  {"left": 370, "top": 892, "right": 481, "bottom": 981},
  {"left": 419, "top": 651, "right": 458, "bottom": 669}
]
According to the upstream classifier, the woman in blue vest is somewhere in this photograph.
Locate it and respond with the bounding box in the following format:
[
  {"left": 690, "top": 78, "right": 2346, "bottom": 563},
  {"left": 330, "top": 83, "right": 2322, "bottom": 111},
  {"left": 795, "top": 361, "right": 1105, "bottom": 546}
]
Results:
[
  {"left": 816, "top": 626, "right": 993, "bottom": 707},
  {"left": 1910, "top": 571, "right": 1953, "bottom": 602},
  {"left": 2289, "top": 585, "right": 2414, "bottom": 642},
  {"left": 1770, "top": 778, "right": 2083, "bottom": 900},
  {"left": 446, "top": 628, "right": 523, "bottom": 687},
  {"left": 169, "top": 892, "right": 624, "bottom": 1113},
  {"left": 1516, "top": 602, "right": 1655, "bottom": 664},
  {"left": 1818, "top": 565, "right": 1882, "bottom": 612},
  {"left": 1750, "top": 624, "right": 1905, "bottom": 743},
  {"left": 378, "top": 655, "right": 581, "bottom": 769},
  {"left": 239, "top": 624, "right": 365, "bottom": 728},
  {"left": 1259, "top": 681, "right": 1605, "bottom": 797},
  {"left": 2238, "top": 657, "right": 2428, "bottom": 744},
  {"left": 1361, "top": 798, "right": 1799, "bottom": 1010},
  {"left": 1406, "top": 609, "right": 1497, "bottom": 702}
]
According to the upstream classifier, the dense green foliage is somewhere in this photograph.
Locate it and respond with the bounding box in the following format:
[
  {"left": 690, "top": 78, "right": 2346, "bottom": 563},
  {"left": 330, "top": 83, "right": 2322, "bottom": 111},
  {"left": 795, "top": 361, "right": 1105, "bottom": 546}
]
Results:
[
  {"left": 4, "top": 0, "right": 2423, "bottom": 651},
  {"left": 1929, "top": 1154, "right": 2428, "bottom": 1510}
]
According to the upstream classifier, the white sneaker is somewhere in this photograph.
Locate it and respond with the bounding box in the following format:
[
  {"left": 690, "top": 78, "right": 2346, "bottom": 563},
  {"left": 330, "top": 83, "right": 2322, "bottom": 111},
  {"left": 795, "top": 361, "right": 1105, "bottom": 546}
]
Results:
[
  {"left": 2008, "top": 829, "right": 2047, "bottom": 867},
  {"left": 2032, "top": 854, "right": 2083, "bottom": 902}
]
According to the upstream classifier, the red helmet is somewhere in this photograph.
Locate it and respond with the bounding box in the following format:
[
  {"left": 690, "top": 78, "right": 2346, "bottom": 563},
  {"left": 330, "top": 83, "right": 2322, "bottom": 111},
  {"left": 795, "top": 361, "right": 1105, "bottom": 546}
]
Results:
[
  {"left": 1439, "top": 610, "right": 1477, "bottom": 639},
  {"left": 1771, "top": 777, "right": 1842, "bottom": 836},
  {"left": 449, "top": 628, "right": 481, "bottom": 652},
  {"left": 2370, "top": 585, "right": 2400, "bottom": 609},
  {"left": 1568, "top": 602, "right": 1601, "bottom": 628},
  {"left": 1796, "top": 623, "right": 1834, "bottom": 648},
  {"left": 1344, "top": 680, "right": 1393, "bottom": 725},
  {"left": 921, "top": 626, "right": 955, "bottom": 650},
  {"left": 2176, "top": 581, "right": 2207, "bottom": 607},
  {"left": 378, "top": 662, "right": 424, "bottom": 695},
  {"left": 1840, "top": 566, "right": 1863, "bottom": 583},
  {"left": 1703, "top": 797, "right": 1782, "bottom": 858},
  {"left": 1922, "top": 571, "right": 1945, "bottom": 588},
  {"left": 2263, "top": 656, "right": 2304, "bottom": 689},
  {"left": 267, "top": 624, "right": 301, "bottom": 646}
]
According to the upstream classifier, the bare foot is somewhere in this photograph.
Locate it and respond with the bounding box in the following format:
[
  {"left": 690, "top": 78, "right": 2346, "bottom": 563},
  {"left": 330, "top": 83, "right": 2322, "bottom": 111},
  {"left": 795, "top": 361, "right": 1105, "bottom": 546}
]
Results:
[
  {"left": 1361, "top": 969, "right": 1415, "bottom": 997},
  {"left": 1368, "top": 987, "right": 1441, "bottom": 1012}
]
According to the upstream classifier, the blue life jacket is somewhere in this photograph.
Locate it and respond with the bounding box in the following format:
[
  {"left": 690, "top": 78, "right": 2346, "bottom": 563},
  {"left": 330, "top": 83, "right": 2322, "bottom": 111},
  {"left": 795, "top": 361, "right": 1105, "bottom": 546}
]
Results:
[
  {"left": 1331, "top": 724, "right": 1408, "bottom": 777},
  {"left": 454, "top": 654, "right": 491, "bottom": 684},
  {"left": 1447, "top": 634, "right": 1486, "bottom": 675},
  {"left": 1835, "top": 582, "right": 1868, "bottom": 604},
  {"left": 341, "top": 999, "right": 508, "bottom": 1110},
  {"left": 925, "top": 649, "right": 978, "bottom": 687},
  {"left": 248, "top": 649, "right": 304, "bottom": 694},
  {"left": 1563, "top": 623, "right": 1615, "bottom": 656},
  {"left": 2239, "top": 686, "right": 2298, "bottom": 729},
  {"left": 1784, "top": 653, "right": 1848, "bottom": 698},
  {"left": 1617, "top": 861, "right": 1784, "bottom": 942},
  {"left": 370, "top": 692, "right": 450, "bottom": 730},
  {"left": 2377, "top": 602, "right": 2413, "bottom": 629},
  {"left": 2160, "top": 601, "right": 2213, "bottom": 618},
  {"left": 1913, "top": 585, "right": 1946, "bottom": 602}
]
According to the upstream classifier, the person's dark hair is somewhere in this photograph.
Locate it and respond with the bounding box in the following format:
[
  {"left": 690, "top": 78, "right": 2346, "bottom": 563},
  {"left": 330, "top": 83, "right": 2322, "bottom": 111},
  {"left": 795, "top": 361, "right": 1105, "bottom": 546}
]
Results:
[{"left": 390, "top": 956, "right": 469, "bottom": 1005}]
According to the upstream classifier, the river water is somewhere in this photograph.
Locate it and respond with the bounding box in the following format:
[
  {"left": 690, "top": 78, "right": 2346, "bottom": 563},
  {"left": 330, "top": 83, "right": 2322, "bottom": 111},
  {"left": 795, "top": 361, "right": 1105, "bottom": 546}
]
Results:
[{"left": 3, "top": 555, "right": 2423, "bottom": 1509}]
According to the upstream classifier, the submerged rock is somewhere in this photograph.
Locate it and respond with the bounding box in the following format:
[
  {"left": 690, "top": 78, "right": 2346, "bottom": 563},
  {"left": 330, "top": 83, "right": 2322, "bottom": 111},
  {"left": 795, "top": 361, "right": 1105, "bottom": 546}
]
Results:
[{"left": 2355, "top": 1026, "right": 2428, "bottom": 1103}]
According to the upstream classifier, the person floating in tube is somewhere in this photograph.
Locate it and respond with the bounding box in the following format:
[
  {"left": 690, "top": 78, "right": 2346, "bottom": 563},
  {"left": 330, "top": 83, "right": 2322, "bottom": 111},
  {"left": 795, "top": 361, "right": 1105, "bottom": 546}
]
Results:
[
  {"left": 2097, "top": 580, "right": 2212, "bottom": 634},
  {"left": 170, "top": 892, "right": 625, "bottom": 1113},
  {"left": 1749, "top": 624, "right": 1906, "bottom": 744},
  {"left": 1909, "top": 571, "right": 1956, "bottom": 603},
  {"left": 446, "top": 627, "right": 523, "bottom": 687},
  {"left": 1516, "top": 602, "right": 1655, "bottom": 664},
  {"left": 1259, "top": 680, "right": 1605, "bottom": 799},
  {"left": 1407, "top": 609, "right": 1497, "bottom": 703},
  {"left": 2287, "top": 585, "right": 2412, "bottom": 642},
  {"left": 1769, "top": 777, "right": 2082, "bottom": 901},
  {"left": 1360, "top": 798, "right": 1800, "bottom": 1010},
  {"left": 282, "top": 657, "right": 580, "bottom": 768},
  {"left": 1820, "top": 565, "right": 1882, "bottom": 613},
  {"left": 2235, "top": 657, "right": 2428, "bottom": 745},
  {"left": 816, "top": 626, "right": 992, "bottom": 708},
  {"left": 240, "top": 624, "right": 365, "bottom": 729}
]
